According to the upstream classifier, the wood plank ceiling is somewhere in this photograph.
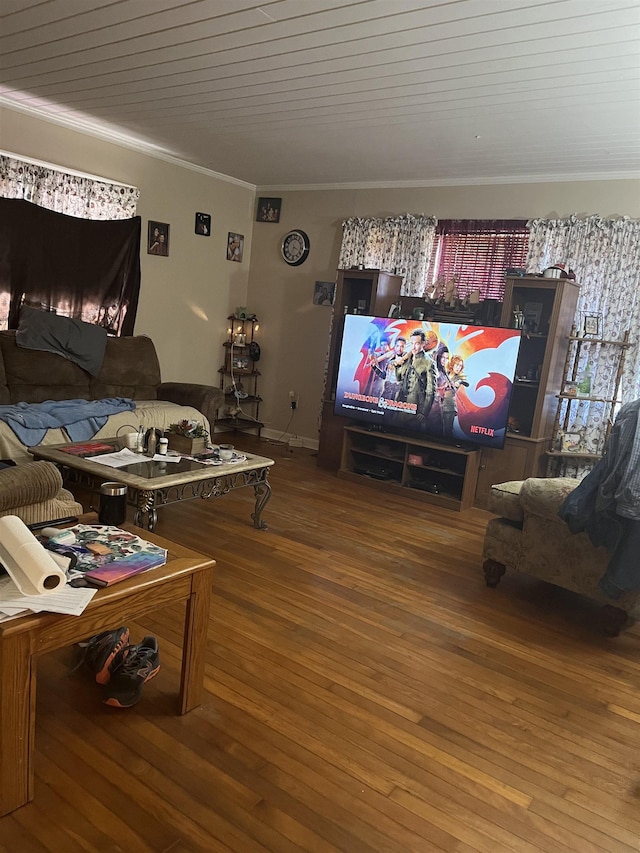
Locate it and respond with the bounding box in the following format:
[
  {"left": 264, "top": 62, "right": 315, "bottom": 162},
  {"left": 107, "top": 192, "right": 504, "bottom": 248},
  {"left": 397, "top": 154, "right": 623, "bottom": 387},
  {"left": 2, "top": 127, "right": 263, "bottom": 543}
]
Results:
[{"left": 0, "top": 0, "right": 639, "bottom": 187}]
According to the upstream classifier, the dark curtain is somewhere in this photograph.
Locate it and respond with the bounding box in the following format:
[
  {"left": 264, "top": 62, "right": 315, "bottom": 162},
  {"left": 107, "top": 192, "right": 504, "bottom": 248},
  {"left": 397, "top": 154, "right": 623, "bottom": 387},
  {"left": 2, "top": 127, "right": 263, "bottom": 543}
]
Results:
[{"left": 0, "top": 198, "right": 141, "bottom": 335}]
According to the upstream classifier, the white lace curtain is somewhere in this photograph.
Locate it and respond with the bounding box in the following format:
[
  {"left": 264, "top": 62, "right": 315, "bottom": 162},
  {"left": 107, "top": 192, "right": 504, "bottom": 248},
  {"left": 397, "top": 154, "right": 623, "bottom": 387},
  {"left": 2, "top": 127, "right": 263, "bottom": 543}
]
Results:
[
  {"left": 527, "top": 214, "right": 640, "bottom": 453},
  {"left": 0, "top": 153, "right": 139, "bottom": 220},
  {"left": 338, "top": 214, "right": 437, "bottom": 295}
]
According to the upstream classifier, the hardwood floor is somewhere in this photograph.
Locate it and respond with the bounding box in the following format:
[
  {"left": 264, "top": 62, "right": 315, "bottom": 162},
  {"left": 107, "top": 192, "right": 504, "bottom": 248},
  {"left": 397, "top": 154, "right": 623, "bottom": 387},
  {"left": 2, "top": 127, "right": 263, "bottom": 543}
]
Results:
[{"left": 2, "top": 434, "right": 640, "bottom": 852}]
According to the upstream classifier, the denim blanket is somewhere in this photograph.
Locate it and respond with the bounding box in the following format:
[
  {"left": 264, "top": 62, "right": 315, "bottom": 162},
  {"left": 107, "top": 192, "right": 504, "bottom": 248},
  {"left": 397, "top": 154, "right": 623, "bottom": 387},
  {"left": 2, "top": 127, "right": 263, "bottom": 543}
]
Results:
[{"left": 0, "top": 398, "right": 135, "bottom": 445}]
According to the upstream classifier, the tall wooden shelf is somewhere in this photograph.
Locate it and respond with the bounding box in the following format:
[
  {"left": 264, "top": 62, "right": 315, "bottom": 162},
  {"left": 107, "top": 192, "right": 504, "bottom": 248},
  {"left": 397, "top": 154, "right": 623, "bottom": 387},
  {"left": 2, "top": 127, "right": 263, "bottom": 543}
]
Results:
[
  {"left": 474, "top": 275, "right": 580, "bottom": 508},
  {"left": 217, "top": 316, "right": 263, "bottom": 435},
  {"left": 545, "top": 326, "right": 630, "bottom": 476},
  {"left": 317, "top": 269, "right": 403, "bottom": 470}
]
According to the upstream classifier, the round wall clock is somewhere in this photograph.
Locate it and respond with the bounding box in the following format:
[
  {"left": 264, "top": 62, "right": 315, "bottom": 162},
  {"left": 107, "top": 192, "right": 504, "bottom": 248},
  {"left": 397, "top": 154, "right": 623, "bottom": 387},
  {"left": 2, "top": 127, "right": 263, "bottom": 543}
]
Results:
[{"left": 281, "top": 229, "right": 310, "bottom": 266}]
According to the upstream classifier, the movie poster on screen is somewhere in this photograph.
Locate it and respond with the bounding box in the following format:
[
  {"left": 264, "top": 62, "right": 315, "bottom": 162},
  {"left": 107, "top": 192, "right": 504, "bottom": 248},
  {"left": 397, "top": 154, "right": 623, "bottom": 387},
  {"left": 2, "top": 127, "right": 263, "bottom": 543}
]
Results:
[{"left": 334, "top": 316, "right": 522, "bottom": 449}]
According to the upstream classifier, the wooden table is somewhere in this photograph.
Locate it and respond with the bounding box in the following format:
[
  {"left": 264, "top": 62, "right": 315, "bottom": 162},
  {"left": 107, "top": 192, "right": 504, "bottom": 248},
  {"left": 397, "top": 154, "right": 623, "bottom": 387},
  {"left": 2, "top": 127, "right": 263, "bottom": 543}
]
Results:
[
  {"left": 30, "top": 443, "right": 275, "bottom": 531},
  {"left": 0, "top": 526, "right": 215, "bottom": 816}
]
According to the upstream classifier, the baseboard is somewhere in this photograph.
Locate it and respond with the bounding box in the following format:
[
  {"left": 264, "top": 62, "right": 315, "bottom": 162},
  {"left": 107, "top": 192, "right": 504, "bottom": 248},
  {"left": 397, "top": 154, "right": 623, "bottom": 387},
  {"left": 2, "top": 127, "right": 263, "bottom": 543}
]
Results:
[{"left": 260, "top": 428, "right": 318, "bottom": 450}]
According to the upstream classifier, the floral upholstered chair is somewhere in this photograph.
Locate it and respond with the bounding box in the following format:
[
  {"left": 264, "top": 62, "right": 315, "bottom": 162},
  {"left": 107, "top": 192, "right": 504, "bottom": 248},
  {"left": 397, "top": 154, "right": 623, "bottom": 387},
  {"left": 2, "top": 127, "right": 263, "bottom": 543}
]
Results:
[{"left": 482, "top": 477, "right": 640, "bottom": 635}]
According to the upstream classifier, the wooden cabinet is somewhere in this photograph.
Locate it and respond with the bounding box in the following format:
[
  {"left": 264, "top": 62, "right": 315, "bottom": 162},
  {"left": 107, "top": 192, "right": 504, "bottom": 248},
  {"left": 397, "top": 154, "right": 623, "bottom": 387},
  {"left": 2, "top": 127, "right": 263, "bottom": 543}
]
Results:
[
  {"left": 474, "top": 275, "right": 580, "bottom": 508},
  {"left": 475, "top": 435, "right": 549, "bottom": 503},
  {"left": 217, "top": 316, "right": 263, "bottom": 435},
  {"left": 317, "top": 269, "right": 403, "bottom": 470},
  {"left": 500, "top": 275, "right": 580, "bottom": 439},
  {"left": 339, "top": 425, "right": 480, "bottom": 511}
]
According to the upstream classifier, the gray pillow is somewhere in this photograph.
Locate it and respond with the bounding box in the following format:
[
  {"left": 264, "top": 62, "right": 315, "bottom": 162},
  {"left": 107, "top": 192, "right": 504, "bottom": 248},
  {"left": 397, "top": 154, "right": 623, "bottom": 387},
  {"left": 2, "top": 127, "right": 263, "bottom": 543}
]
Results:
[{"left": 16, "top": 305, "right": 108, "bottom": 376}]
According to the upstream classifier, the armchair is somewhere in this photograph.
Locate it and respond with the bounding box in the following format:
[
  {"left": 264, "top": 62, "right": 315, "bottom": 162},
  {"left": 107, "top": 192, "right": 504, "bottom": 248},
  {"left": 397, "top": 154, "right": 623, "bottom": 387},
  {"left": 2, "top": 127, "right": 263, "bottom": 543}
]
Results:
[{"left": 482, "top": 477, "right": 640, "bottom": 635}]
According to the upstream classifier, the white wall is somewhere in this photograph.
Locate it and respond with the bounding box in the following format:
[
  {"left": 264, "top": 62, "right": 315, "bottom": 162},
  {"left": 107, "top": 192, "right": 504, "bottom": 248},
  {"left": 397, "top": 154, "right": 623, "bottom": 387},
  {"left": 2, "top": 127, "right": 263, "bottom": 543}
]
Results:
[{"left": 247, "top": 181, "right": 640, "bottom": 445}]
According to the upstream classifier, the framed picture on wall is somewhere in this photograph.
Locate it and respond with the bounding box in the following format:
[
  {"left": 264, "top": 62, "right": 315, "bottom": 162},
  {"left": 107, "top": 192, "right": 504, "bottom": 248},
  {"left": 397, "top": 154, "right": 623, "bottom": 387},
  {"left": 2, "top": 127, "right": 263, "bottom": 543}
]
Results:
[
  {"left": 195, "top": 212, "right": 211, "bottom": 236},
  {"left": 256, "top": 197, "right": 281, "bottom": 223},
  {"left": 148, "top": 221, "right": 169, "bottom": 256},
  {"left": 226, "top": 232, "right": 244, "bottom": 263},
  {"left": 313, "top": 281, "right": 335, "bottom": 306}
]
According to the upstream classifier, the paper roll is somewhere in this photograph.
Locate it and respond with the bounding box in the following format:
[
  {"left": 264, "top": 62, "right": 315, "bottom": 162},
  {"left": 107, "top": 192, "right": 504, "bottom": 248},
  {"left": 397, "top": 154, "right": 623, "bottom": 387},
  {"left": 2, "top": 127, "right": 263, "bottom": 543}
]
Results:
[{"left": 0, "top": 515, "right": 67, "bottom": 595}]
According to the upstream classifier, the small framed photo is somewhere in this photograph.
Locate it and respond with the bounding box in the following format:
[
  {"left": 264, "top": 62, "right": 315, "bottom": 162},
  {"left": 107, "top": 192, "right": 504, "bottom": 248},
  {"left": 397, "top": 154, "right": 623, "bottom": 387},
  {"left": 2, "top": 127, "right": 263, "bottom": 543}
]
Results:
[
  {"left": 313, "top": 281, "right": 335, "bottom": 306},
  {"left": 195, "top": 212, "right": 211, "bottom": 236},
  {"left": 227, "top": 232, "right": 244, "bottom": 263},
  {"left": 256, "top": 197, "right": 281, "bottom": 223},
  {"left": 583, "top": 313, "right": 601, "bottom": 337},
  {"left": 523, "top": 301, "right": 543, "bottom": 333},
  {"left": 148, "top": 221, "right": 169, "bottom": 256}
]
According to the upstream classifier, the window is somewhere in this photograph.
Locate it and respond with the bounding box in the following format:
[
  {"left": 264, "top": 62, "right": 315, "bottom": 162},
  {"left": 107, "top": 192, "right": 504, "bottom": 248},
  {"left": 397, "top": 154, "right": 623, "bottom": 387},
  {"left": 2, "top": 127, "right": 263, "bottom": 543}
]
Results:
[
  {"left": 0, "top": 154, "right": 140, "bottom": 333},
  {"left": 427, "top": 219, "right": 529, "bottom": 301},
  {"left": 0, "top": 197, "right": 140, "bottom": 336}
]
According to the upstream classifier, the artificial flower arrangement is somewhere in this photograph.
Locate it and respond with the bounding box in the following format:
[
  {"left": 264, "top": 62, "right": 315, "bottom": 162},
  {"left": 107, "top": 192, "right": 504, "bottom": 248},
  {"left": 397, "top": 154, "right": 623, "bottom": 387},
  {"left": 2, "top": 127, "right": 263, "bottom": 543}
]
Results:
[
  {"left": 165, "top": 420, "right": 209, "bottom": 455},
  {"left": 166, "top": 419, "right": 209, "bottom": 440}
]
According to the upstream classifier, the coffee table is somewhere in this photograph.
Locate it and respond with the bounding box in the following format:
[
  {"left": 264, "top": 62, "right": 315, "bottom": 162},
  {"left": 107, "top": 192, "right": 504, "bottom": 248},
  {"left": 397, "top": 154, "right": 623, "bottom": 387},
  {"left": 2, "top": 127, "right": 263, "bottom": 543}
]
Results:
[
  {"left": 30, "top": 443, "right": 274, "bottom": 531},
  {"left": 0, "top": 523, "right": 214, "bottom": 816}
]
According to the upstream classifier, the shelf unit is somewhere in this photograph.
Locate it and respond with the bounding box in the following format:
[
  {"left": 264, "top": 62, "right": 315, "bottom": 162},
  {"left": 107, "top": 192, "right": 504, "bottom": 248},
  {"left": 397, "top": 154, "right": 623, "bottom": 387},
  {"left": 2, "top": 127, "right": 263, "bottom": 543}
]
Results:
[
  {"left": 500, "top": 276, "right": 580, "bottom": 439},
  {"left": 339, "top": 425, "right": 481, "bottom": 511},
  {"left": 474, "top": 275, "right": 580, "bottom": 508},
  {"left": 545, "top": 326, "right": 631, "bottom": 476},
  {"left": 317, "top": 269, "right": 403, "bottom": 470},
  {"left": 217, "top": 316, "right": 263, "bottom": 435}
]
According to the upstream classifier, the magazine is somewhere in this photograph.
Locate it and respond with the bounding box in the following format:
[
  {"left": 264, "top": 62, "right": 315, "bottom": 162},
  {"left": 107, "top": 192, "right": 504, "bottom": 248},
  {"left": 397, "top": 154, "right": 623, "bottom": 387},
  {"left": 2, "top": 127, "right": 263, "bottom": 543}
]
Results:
[
  {"left": 41, "top": 524, "right": 167, "bottom": 587},
  {"left": 61, "top": 441, "right": 117, "bottom": 456},
  {"left": 83, "top": 551, "right": 167, "bottom": 587}
]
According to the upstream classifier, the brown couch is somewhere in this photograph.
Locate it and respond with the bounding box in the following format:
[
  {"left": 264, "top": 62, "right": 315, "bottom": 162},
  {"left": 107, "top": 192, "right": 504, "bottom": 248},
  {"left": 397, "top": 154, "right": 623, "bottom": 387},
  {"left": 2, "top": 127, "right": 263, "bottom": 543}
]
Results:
[
  {"left": 0, "top": 461, "right": 83, "bottom": 525},
  {"left": 0, "top": 331, "right": 224, "bottom": 462}
]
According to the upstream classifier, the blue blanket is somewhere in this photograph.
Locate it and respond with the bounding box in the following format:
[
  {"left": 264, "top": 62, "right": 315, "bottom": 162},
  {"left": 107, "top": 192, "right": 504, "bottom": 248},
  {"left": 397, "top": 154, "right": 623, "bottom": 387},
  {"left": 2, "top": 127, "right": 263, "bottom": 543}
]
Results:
[{"left": 0, "top": 398, "right": 136, "bottom": 445}]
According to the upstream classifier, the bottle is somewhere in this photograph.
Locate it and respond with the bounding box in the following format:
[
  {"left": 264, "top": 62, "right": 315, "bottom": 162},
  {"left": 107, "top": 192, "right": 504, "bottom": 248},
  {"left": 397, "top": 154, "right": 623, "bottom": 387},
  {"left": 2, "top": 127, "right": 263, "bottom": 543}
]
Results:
[
  {"left": 577, "top": 363, "right": 592, "bottom": 397},
  {"left": 147, "top": 428, "right": 157, "bottom": 457},
  {"left": 158, "top": 437, "right": 168, "bottom": 455},
  {"left": 136, "top": 426, "right": 144, "bottom": 453}
]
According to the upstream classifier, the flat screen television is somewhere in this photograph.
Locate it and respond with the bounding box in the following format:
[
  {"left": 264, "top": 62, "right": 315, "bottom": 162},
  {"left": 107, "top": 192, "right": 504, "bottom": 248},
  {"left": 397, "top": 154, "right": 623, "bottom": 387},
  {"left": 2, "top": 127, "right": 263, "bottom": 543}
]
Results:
[{"left": 333, "top": 315, "right": 522, "bottom": 449}]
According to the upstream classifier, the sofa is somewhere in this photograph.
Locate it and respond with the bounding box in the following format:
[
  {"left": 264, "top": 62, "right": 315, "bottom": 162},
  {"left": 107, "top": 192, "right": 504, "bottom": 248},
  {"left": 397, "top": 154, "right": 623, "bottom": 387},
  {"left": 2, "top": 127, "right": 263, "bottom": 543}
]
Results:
[
  {"left": 482, "top": 477, "right": 640, "bottom": 635},
  {"left": 0, "top": 460, "right": 83, "bottom": 525},
  {"left": 0, "top": 330, "right": 224, "bottom": 463}
]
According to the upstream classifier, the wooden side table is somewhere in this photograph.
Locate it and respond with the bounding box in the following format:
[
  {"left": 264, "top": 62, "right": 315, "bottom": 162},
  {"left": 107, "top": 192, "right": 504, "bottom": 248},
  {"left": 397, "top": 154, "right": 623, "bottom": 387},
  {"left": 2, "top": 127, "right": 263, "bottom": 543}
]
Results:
[{"left": 0, "top": 526, "right": 214, "bottom": 816}]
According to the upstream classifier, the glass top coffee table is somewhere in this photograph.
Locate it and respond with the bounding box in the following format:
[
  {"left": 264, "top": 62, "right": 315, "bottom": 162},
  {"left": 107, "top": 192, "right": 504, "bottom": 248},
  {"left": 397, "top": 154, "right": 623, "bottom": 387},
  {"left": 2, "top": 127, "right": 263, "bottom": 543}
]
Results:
[{"left": 30, "top": 442, "right": 274, "bottom": 531}]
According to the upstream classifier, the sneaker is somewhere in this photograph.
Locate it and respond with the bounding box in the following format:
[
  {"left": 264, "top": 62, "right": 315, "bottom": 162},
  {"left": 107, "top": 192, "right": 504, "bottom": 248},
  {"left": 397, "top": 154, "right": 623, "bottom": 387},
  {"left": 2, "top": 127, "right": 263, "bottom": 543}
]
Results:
[
  {"left": 80, "top": 626, "right": 130, "bottom": 685},
  {"left": 103, "top": 636, "right": 160, "bottom": 708}
]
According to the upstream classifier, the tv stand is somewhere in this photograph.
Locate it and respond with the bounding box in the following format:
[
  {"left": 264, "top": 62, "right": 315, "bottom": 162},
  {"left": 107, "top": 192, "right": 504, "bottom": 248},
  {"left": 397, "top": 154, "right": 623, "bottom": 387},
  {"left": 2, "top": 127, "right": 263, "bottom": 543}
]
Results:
[{"left": 339, "top": 425, "right": 481, "bottom": 511}]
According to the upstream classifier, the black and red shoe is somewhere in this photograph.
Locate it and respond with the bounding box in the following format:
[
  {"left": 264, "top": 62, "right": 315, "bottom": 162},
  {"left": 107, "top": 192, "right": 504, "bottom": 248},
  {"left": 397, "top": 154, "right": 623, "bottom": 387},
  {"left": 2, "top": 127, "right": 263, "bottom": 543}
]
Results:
[
  {"left": 80, "top": 626, "right": 130, "bottom": 684},
  {"left": 103, "top": 636, "right": 160, "bottom": 708}
]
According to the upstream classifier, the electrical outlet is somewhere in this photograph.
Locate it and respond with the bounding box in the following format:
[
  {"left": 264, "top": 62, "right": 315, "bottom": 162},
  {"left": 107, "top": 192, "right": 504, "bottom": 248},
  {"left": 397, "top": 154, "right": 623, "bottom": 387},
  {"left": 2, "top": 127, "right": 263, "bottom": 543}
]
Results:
[{"left": 289, "top": 390, "right": 299, "bottom": 410}]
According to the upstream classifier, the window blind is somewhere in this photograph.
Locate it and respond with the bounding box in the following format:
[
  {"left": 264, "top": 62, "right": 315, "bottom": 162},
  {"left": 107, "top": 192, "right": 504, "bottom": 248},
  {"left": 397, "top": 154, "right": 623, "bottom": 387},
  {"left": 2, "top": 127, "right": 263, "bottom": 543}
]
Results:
[{"left": 427, "top": 219, "right": 529, "bottom": 301}]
